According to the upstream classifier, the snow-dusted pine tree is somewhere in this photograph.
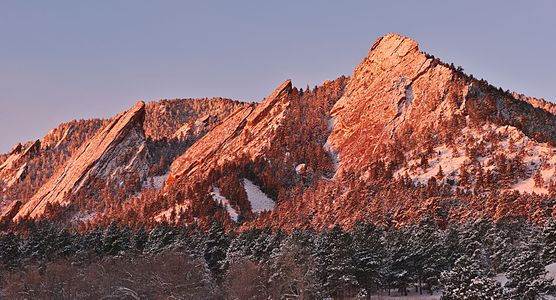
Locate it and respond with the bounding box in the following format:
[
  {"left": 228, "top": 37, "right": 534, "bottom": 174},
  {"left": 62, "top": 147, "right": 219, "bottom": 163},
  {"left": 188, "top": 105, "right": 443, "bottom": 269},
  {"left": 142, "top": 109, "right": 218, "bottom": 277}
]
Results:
[
  {"left": 504, "top": 248, "right": 556, "bottom": 300},
  {"left": 351, "top": 222, "right": 387, "bottom": 294},
  {"left": 440, "top": 251, "right": 503, "bottom": 300},
  {"left": 312, "top": 225, "right": 358, "bottom": 297},
  {"left": 541, "top": 220, "right": 556, "bottom": 264}
]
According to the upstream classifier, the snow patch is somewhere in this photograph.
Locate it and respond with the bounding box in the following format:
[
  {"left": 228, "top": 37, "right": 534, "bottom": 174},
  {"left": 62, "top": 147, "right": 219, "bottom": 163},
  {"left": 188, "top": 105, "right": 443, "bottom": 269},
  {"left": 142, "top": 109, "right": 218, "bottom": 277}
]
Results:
[
  {"left": 495, "top": 263, "right": 556, "bottom": 287},
  {"left": 512, "top": 177, "right": 547, "bottom": 195},
  {"left": 395, "top": 123, "right": 556, "bottom": 194},
  {"left": 210, "top": 187, "right": 239, "bottom": 221},
  {"left": 144, "top": 173, "right": 169, "bottom": 190},
  {"left": 547, "top": 262, "right": 556, "bottom": 284},
  {"left": 242, "top": 179, "right": 275, "bottom": 213}
]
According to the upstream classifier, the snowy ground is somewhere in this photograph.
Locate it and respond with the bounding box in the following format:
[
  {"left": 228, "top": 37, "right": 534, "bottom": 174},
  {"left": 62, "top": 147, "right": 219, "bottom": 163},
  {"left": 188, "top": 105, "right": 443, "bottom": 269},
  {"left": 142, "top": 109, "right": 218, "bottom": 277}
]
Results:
[
  {"left": 366, "top": 263, "right": 556, "bottom": 300},
  {"left": 495, "top": 262, "right": 556, "bottom": 286},
  {"left": 242, "top": 178, "right": 275, "bottom": 213},
  {"left": 210, "top": 187, "right": 239, "bottom": 221}
]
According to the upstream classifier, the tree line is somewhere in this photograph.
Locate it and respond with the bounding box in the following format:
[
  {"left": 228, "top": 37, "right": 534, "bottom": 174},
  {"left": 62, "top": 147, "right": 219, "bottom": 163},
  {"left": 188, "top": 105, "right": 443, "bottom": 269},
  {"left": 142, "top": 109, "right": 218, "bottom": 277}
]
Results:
[{"left": 1, "top": 218, "right": 555, "bottom": 299}]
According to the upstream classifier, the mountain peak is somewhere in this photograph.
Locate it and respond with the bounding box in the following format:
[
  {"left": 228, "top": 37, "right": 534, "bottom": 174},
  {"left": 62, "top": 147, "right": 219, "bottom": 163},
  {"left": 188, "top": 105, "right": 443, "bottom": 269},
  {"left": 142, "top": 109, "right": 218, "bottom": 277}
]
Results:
[
  {"left": 370, "top": 33, "right": 419, "bottom": 55},
  {"left": 130, "top": 100, "right": 146, "bottom": 114}
]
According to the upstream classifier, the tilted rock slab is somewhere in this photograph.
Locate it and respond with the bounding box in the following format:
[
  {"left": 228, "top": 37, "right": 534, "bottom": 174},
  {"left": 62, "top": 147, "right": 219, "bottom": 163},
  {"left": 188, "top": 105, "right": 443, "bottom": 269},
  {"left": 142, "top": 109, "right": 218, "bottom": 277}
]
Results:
[
  {"left": 15, "top": 101, "right": 150, "bottom": 220},
  {"left": 167, "top": 80, "right": 293, "bottom": 186}
]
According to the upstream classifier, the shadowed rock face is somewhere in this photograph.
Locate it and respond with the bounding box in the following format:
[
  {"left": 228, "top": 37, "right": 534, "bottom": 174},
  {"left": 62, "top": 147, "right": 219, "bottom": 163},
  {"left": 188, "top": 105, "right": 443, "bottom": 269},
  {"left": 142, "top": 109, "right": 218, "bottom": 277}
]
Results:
[{"left": 15, "top": 101, "right": 150, "bottom": 220}]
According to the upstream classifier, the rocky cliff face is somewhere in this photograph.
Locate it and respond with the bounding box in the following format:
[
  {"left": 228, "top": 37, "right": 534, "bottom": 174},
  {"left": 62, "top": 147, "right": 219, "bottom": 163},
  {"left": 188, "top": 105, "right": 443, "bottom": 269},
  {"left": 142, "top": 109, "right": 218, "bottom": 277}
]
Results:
[
  {"left": 15, "top": 101, "right": 150, "bottom": 220},
  {"left": 251, "top": 33, "right": 556, "bottom": 229},
  {"left": 156, "top": 78, "right": 347, "bottom": 225},
  {"left": 0, "top": 97, "right": 245, "bottom": 221}
]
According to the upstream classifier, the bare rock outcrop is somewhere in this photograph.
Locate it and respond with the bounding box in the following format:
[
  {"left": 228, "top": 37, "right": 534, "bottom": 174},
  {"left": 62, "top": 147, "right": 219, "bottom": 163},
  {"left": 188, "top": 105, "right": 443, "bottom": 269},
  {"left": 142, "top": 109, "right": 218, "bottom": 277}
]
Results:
[
  {"left": 167, "top": 80, "right": 293, "bottom": 185},
  {"left": 14, "top": 101, "right": 150, "bottom": 220},
  {"left": 0, "top": 140, "right": 41, "bottom": 188}
]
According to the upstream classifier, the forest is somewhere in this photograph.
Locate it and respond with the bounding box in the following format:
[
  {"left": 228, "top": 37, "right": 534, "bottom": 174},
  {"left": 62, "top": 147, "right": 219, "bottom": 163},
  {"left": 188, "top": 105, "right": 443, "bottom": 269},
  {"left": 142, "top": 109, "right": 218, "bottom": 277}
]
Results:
[{"left": 0, "top": 218, "right": 555, "bottom": 299}]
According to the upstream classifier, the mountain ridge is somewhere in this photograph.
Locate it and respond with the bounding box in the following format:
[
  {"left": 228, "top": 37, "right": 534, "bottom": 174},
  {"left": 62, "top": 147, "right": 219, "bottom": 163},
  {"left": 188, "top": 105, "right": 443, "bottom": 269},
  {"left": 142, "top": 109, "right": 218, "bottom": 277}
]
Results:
[{"left": 2, "top": 33, "right": 556, "bottom": 230}]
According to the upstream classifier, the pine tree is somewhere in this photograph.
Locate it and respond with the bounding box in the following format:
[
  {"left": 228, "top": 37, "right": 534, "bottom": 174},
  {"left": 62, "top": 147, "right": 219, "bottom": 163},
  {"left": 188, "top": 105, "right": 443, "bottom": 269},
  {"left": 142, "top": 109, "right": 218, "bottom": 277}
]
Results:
[
  {"left": 312, "top": 225, "right": 358, "bottom": 297},
  {"left": 541, "top": 220, "right": 556, "bottom": 264},
  {"left": 102, "top": 222, "right": 131, "bottom": 255},
  {"left": 0, "top": 232, "right": 21, "bottom": 267},
  {"left": 440, "top": 251, "right": 503, "bottom": 300},
  {"left": 385, "top": 228, "right": 414, "bottom": 296},
  {"left": 78, "top": 227, "right": 104, "bottom": 258},
  {"left": 204, "top": 222, "right": 230, "bottom": 276},
  {"left": 351, "top": 222, "right": 387, "bottom": 294},
  {"left": 411, "top": 218, "right": 447, "bottom": 294},
  {"left": 504, "top": 248, "right": 556, "bottom": 300},
  {"left": 268, "top": 230, "right": 317, "bottom": 299},
  {"left": 132, "top": 226, "right": 149, "bottom": 253},
  {"left": 145, "top": 221, "right": 177, "bottom": 253}
]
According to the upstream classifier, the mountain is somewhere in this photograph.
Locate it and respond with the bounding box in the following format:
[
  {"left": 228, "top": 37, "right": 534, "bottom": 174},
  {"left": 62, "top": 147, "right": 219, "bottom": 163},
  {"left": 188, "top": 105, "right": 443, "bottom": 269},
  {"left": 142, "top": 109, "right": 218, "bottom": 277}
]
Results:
[
  {"left": 327, "top": 33, "right": 556, "bottom": 185},
  {"left": 2, "top": 33, "right": 556, "bottom": 230},
  {"left": 14, "top": 101, "right": 150, "bottom": 220},
  {"left": 0, "top": 97, "right": 246, "bottom": 224}
]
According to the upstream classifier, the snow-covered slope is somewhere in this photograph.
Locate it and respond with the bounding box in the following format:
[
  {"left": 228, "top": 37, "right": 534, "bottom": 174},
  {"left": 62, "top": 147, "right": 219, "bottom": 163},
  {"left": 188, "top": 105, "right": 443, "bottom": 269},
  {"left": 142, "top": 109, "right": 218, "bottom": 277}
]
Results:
[
  {"left": 211, "top": 187, "right": 239, "bottom": 221},
  {"left": 242, "top": 179, "right": 275, "bottom": 213}
]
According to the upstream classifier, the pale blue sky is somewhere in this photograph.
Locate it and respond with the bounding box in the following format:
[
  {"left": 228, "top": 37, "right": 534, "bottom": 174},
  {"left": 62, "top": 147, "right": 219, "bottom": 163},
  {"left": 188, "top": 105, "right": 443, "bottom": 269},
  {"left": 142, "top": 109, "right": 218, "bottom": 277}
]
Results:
[{"left": 1, "top": 0, "right": 555, "bottom": 152}]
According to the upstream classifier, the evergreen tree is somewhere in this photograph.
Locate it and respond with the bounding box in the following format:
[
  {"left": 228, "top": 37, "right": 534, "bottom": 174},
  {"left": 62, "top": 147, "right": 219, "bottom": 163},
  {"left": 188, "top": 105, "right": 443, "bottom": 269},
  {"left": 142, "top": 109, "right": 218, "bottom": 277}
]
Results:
[
  {"left": 268, "top": 230, "right": 317, "bottom": 299},
  {"left": 78, "top": 227, "right": 104, "bottom": 258},
  {"left": 504, "top": 248, "right": 556, "bottom": 300},
  {"left": 312, "top": 225, "right": 358, "bottom": 297},
  {"left": 54, "top": 228, "right": 75, "bottom": 258},
  {"left": 204, "top": 222, "right": 230, "bottom": 276},
  {"left": 385, "top": 228, "right": 414, "bottom": 296},
  {"left": 541, "top": 220, "right": 556, "bottom": 264},
  {"left": 441, "top": 251, "right": 503, "bottom": 300},
  {"left": 145, "top": 221, "right": 177, "bottom": 253},
  {"left": 444, "top": 224, "right": 463, "bottom": 267},
  {"left": 102, "top": 222, "right": 131, "bottom": 255},
  {"left": 411, "top": 218, "right": 447, "bottom": 294},
  {"left": 132, "top": 225, "right": 148, "bottom": 253},
  {"left": 351, "top": 222, "right": 386, "bottom": 294},
  {"left": 0, "top": 232, "right": 21, "bottom": 267},
  {"left": 224, "top": 228, "right": 261, "bottom": 267}
]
